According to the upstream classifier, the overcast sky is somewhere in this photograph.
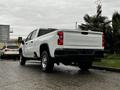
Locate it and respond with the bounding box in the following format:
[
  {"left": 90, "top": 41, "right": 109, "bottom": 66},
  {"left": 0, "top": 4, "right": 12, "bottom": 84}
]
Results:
[{"left": 0, "top": 0, "right": 119, "bottom": 38}]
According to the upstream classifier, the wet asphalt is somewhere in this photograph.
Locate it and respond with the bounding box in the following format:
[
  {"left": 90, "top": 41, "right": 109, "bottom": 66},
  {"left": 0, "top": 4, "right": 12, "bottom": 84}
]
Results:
[{"left": 0, "top": 60, "right": 120, "bottom": 90}]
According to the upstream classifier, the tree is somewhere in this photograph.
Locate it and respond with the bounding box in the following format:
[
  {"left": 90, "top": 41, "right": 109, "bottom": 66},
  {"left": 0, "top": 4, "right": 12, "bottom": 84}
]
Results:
[
  {"left": 112, "top": 12, "right": 120, "bottom": 53},
  {"left": 79, "top": 14, "right": 111, "bottom": 32},
  {"left": 79, "top": 5, "right": 112, "bottom": 52}
]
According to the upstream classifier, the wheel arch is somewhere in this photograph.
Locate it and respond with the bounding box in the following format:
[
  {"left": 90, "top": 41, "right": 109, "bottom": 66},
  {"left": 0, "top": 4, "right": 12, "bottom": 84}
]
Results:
[{"left": 39, "top": 43, "right": 51, "bottom": 57}]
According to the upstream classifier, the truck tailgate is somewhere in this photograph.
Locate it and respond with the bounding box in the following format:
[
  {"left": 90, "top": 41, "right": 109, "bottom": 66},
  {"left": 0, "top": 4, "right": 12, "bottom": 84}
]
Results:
[{"left": 63, "top": 30, "right": 103, "bottom": 48}]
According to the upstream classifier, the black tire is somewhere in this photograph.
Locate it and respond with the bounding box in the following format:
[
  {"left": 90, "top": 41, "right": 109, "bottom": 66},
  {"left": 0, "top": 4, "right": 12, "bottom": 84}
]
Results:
[
  {"left": 78, "top": 61, "right": 92, "bottom": 71},
  {"left": 19, "top": 53, "right": 26, "bottom": 66},
  {"left": 41, "top": 51, "right": 54, "bottom": 72}
]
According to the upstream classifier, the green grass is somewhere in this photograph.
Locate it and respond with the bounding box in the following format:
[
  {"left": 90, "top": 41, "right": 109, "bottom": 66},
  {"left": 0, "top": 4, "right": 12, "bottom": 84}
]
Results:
[{"left": 93, "top": 54, "right": 120, "bottom": 68}]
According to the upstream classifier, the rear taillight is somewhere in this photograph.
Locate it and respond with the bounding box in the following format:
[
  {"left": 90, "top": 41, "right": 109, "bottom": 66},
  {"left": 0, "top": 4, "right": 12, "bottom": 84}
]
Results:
[
  {"left": 102, "top": 32, "right": 104, "bottom": 48},
  {"left": 58, "top": 31, "right": 63, "bottom": 45}
]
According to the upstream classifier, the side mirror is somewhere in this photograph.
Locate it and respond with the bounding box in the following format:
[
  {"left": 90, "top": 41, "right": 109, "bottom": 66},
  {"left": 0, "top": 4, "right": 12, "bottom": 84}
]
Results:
[{"left": 21, "top": 40, "right": 25, "bottom": 45}]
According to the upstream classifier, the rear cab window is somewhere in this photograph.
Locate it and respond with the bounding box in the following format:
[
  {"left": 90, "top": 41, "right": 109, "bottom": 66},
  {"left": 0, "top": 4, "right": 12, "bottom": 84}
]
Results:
[{"left": 37, "top": 28, "right": 57, "bottom": 37}]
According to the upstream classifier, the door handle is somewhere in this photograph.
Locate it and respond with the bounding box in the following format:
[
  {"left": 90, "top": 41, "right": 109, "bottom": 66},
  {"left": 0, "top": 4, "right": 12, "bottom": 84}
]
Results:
[
  {"left": 81, "top": 32, "right": 88, "bottom": 35},
  {"left": 31, "top": 41, "right": 33, "bottom": 43}
]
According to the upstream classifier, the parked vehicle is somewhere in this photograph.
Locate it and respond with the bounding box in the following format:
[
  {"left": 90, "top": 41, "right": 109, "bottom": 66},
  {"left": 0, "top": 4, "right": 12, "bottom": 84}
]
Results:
[
  {"left": 19, "top": 28, "right": 104, "bottom": 72},
  {"left": 1, "top": 44, "right": 19, "bottom": 58}
]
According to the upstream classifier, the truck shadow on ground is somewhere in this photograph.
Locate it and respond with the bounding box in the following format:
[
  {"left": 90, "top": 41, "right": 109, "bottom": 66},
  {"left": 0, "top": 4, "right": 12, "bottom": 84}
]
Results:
[
  {"left": 22, "top": 61, "right": 98, "bottom": 76},
  {"left": 19, "top": 62, "right": 106, "bottom": 86}
]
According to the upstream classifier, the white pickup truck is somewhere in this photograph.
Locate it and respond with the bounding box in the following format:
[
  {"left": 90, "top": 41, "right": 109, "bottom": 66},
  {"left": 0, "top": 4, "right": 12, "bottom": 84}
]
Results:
[{"left": 19, "top": 28, "right": 104, "bottom": 72}]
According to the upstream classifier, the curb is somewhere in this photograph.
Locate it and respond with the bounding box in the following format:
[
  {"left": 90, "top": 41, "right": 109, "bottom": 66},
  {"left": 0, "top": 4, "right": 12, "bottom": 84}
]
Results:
[{"left": 92, "top": 66, "right": 120, "bottom": 73}]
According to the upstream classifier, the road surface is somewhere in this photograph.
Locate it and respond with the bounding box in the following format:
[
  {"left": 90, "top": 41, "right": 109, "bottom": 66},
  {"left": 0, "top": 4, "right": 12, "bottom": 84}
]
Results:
[{"left": 0, "top": 60, "right": 119, "bottom": 90}]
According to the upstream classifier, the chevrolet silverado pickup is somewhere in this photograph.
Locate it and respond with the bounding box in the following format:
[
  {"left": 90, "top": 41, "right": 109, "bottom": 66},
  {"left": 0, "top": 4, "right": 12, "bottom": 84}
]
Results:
[{"left": 19, "top": 28, "right": 104, "bottom": 72}]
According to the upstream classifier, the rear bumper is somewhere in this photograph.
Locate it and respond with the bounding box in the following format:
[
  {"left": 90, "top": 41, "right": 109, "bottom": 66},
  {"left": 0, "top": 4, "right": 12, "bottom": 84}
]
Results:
[
  {"left": 1, "top": 52, "right": 19, "bottom": 57},
  {"left": 1, "top": 53, "right": 19, "bottom": 56},
  {"left": 54, "top": 48, "right": 104, "bottom": 59}
]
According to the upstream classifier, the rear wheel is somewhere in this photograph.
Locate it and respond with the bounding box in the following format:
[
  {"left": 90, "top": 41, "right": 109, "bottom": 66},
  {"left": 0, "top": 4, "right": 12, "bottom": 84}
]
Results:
[
  {"left": 41, "top": 51, "right": 54, "bottom": 72},
  {"left": 19, "top": 53, "right": 26, "bottom": 66}
]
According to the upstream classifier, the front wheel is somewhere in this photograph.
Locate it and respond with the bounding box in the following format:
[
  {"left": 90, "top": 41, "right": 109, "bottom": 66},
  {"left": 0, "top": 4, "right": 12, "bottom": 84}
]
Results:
[
  {"left": 19, "top": 53, "right": 26, "bottom": 66},
  {"left": 41, "top": 51, "right": 54, "bottom": 72}
]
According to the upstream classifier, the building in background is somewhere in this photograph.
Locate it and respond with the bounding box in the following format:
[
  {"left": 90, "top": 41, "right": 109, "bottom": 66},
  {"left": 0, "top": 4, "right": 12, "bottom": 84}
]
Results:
[
  {"left": 0, "top": 25, "right": 10, "bottom": 42},
  {"left": 0, "top": 25, "right": 10, "bottom": 49}
]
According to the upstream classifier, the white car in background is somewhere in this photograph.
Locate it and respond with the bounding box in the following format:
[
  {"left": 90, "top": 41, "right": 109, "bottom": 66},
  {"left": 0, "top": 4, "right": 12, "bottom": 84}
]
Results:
[{"left": 1, "top": 44, "right": 19, "bottom": 58}]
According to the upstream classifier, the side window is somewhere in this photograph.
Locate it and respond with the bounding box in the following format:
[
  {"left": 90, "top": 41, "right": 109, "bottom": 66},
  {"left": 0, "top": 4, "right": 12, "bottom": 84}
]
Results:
[
  {"left": 25, "top": 30, "right": 37, "bottom": 42},
  {"left": 31, "top": 30, "right": 37, "bottom": 40},
  {"left": 25, "top": 32, "right": 32, "bottom": 42}
]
